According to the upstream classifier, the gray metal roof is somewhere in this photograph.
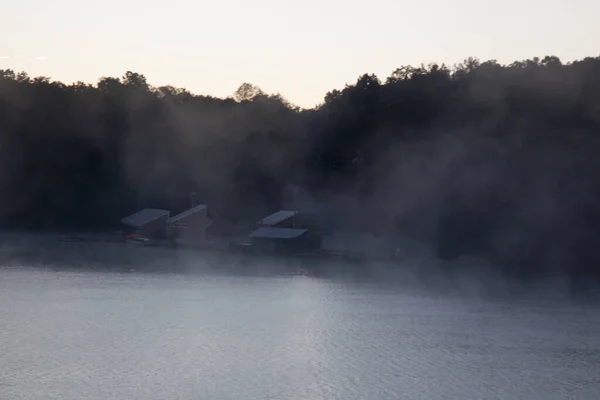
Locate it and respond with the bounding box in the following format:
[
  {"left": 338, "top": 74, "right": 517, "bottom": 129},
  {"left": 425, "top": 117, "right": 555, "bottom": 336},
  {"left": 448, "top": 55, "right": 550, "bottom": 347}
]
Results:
[
  {"left": 259, "top": 210, "right": 298, "bottom": 226},
  {"left": 249, "top": 227, "right": 307, "bottom": 239},
  {"left": 168, "top": 204, "right": 207, "bottom": 223},
  {"left": 120, "top": 208, "right": 170, "bottom": 228}
]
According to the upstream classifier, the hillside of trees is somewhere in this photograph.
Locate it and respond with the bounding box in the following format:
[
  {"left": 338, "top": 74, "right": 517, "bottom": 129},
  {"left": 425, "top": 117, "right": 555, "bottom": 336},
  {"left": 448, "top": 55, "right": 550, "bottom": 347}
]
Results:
[{"left": 1, "top": 55, "right": 600, "bottom": 277}]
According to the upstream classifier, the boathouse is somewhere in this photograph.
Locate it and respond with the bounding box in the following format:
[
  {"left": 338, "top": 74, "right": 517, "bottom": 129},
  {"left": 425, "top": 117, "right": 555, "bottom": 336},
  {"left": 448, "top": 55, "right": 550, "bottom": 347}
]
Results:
[
  {"left": 120, "top": 208, "right": 170, "bottom": 238},
  {"left": 167, "top": 204, "right": 213, "bottom": 243}
]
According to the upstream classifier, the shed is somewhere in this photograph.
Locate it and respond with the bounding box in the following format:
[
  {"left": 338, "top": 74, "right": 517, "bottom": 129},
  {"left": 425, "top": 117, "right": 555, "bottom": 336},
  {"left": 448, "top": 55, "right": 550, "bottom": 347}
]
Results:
[
  {"left": 120, "top": 208, "right": 170, "bottom": 238},
  {"left": 168, "top": 204, "right": 213, "bottom": 242}
]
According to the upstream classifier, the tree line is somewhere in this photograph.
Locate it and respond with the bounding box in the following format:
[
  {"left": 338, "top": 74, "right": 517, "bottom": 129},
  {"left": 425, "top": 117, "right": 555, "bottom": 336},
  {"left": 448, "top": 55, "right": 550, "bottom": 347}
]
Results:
[{"left": 1, "top": 55, "right": 600, "bottom": 278}]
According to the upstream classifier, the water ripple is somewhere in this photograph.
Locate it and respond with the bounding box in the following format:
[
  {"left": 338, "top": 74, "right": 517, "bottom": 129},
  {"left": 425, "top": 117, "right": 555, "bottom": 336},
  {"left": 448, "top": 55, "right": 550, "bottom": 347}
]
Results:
[{"left": 1, "top": 267, "right": 600, "bottom": 400}]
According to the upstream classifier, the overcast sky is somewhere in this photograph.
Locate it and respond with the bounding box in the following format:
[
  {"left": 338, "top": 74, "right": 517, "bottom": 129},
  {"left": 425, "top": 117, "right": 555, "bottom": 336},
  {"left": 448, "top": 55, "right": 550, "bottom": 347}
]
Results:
[{"left": 1, "top": 0, "right": 598, "bottom": 108}]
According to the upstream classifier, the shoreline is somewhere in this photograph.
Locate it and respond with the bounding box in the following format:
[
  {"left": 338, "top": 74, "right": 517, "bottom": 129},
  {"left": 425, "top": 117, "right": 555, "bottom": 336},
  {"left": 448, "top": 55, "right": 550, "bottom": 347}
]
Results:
[{"left": 0, "top": 228, "right": 397, "bottom": 263}]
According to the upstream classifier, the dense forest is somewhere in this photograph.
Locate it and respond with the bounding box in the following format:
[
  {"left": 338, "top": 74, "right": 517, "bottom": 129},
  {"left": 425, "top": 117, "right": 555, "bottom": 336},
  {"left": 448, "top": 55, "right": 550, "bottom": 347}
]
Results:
[{"left": 1, "top": 55, "right": 600, "bottom": 276}]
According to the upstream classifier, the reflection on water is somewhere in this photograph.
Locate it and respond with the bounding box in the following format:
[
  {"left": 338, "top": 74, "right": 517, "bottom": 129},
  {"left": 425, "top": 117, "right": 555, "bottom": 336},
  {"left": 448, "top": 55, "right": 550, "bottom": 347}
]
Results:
[{"left": 1, "top": 263, "right": 600, "bottom": 400}]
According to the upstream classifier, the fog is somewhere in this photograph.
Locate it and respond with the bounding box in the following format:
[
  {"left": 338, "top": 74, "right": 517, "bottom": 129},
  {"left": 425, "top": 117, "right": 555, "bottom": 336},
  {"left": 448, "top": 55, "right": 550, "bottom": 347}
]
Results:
[
  {"left": 1, "top": 56, "right": 600, "bottom": 294},
  {"left": 0, "top": 230, "right": 593, "bottom": 308}
]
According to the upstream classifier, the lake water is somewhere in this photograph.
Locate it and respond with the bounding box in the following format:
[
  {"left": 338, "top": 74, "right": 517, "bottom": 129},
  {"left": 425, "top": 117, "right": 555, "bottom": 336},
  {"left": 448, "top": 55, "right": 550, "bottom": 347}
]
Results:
[{"left": 1, "top": 252, "right": 600, "bottom": 400}]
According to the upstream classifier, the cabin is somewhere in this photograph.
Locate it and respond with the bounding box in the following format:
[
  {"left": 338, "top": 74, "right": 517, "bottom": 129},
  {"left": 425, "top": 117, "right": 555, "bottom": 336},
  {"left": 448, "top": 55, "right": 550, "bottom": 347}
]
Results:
[
  {"left": 120, "top": 208, "right": 170, "bottom": 238},
  {"left": 248, "top": 227, "right": 321, "bottom": 255},
  {"left": 167, "top": 204, "right": 213, "bottom": 244}
]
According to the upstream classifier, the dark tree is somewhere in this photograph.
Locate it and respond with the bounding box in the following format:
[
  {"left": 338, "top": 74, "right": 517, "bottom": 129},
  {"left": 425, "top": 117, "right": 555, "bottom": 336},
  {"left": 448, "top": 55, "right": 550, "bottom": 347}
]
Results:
[{"left": 1, "top": 54, "right": 600, "bottom": 279}]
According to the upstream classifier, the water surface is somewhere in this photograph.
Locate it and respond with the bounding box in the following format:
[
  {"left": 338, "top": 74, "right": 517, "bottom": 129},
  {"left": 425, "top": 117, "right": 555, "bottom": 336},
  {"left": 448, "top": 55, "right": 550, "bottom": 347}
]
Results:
[{"left": 1, "top": 262, "right": 599, "bottom": 400}]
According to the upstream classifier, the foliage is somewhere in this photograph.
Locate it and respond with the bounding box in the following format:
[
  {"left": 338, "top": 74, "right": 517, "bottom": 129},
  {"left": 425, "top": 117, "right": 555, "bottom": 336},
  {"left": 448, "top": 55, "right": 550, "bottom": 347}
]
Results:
[{"left": 1, "top": 56, "right": 600, "bottom": 275}]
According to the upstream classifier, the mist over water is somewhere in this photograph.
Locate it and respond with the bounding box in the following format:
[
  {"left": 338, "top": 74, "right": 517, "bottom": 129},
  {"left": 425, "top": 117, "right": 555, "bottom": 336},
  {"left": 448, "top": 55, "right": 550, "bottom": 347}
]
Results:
[{"left": 0, "top": 234, "right": 587, "bottom": 299}]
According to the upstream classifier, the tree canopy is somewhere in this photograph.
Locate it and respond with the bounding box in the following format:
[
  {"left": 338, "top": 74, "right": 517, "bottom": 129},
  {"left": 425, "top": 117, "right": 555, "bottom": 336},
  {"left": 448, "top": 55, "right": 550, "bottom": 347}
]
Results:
[{"left": 1, "top": 55, "right": 600, "bottom": 277}]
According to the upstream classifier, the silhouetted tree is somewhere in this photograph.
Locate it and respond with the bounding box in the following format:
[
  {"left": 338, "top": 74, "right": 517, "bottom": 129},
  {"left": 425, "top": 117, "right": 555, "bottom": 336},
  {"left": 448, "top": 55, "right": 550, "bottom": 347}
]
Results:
[{"left": 234, "top": 83, "right": 264, "bottom": 102}]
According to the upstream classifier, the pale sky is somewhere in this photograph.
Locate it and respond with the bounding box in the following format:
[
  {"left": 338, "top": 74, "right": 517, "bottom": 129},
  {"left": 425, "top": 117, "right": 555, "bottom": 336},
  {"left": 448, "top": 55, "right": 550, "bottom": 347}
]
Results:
[{"left": 1, "top": 0, "right": 598, "bottom": 108}]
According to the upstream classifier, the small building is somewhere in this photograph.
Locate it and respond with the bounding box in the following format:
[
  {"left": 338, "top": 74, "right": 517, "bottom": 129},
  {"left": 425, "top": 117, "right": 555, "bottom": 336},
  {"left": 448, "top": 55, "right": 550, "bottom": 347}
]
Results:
[
  {"left": 120, "top": 208, "right": 170, "bottom": 238},
  {"left": 167, "top": 204, "right": 213, "bottom": 243},
  {"left": 257, "top": 210, "right": 299, "bottom": 228},
  {"left": 249, "top": 227, "right": 321, "bottom": 255}
]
